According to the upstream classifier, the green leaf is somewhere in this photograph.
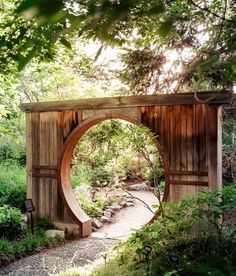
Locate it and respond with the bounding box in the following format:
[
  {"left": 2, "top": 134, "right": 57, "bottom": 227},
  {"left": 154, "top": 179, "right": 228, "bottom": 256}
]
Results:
[
  {"left": 159, "top": 19, "right": 173, "bottom": 38},
  {"left": 60, "top": 37, "right": 72, "bottom": 50},
  {"left": 149, "top": 3, "right": 165, "bottom": 15},
  {"left": 232, "top": 62, "right": 236, "bottom": 72},
  {"left": 94, "top": 45, "right": 104, "bottom": 61}
]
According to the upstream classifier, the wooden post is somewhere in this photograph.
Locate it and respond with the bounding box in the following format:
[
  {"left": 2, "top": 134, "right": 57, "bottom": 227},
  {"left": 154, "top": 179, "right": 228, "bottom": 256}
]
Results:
[{"left": 208, "top": 105, "right": 222, "bottom": 190}]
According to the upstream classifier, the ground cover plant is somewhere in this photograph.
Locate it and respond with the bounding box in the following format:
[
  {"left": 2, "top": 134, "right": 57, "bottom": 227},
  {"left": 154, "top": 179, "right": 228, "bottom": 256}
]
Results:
[
  {"left": 0, "top": 162, "right": 26, "bottom": 211},
  {"left": 90, "top": 185, "right": 236, "bottom": 276},
  {"left": 0, "top": 213, "right": 64, "bottom": 267}
]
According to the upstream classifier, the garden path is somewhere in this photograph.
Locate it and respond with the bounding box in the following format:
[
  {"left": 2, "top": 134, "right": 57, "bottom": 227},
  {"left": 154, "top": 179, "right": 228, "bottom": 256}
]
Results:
[{"left": 0, "top": 190, "right": 157, "bottom": 276}]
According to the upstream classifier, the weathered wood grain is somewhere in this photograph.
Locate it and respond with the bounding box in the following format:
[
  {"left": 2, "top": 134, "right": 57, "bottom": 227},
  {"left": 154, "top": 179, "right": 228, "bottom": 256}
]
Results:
[
  {"left": 20, "top": 91, "right": 231, "bottom": 112},
  {"left": 23, "top": 93, "right": 225, "bottom": 236}
]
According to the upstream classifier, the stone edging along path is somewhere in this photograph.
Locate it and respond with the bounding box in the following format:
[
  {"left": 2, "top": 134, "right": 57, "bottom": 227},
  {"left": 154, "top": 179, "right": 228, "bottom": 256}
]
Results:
[{"left": 0, "top": 237, "right": 116, "bottom": 276}]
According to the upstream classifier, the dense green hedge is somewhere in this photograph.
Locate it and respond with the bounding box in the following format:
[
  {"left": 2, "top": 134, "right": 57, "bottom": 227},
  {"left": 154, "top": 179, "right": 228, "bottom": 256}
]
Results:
[{"left": 92, "top": 186, "right": 236, "bottom": 276}]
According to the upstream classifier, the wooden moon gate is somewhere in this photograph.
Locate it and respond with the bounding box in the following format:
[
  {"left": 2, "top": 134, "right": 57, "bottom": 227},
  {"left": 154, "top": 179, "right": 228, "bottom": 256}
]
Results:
[{"left": 20, "top": 91, "right": 232, "bottom": 237}]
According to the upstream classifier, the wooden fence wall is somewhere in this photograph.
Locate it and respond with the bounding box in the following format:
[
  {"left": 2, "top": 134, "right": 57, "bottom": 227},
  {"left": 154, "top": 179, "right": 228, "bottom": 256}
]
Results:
[{"left": 21, "top": 92, "right": 232, "bottom": 237}]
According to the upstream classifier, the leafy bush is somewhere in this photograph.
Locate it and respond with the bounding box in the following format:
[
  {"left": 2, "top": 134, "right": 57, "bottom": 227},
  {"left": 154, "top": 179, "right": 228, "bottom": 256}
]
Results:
[
  {"left": 92, "top": 186, "right": 236, "bottom": 276},
  {"left": 35, "top": 217, "right": 54, "bottom": 231},
  {"left": 76, "top": 193, "right": 114, "bottom": 217},
  {"left": 0, "top": 143, "right": 26, "bottom": 166},
  {"left": 0, "top": 163, "right": 26, "bottom": 211},
  {"left": 0, "top": 205, "right": 23, "bottom": 240},
  {"left": 146, "top": 167, "right": 165, "bottom": 189},
  {"left": 0, "top": 231, "right": 64, "bottom": 266}
]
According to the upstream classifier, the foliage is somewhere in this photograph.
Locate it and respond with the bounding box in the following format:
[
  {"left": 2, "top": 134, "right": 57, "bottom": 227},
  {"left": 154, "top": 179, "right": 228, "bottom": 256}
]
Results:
[
  {"left": 91, "top": 186, "right": 236, "bottom": 275},
  {"left": 0, "top": 231, "right": 64, "bottom": 267},
  {"left": 0, "top": 0, "right": 235, "bottom": 92},
  {"left": 35, "top": 217, "right": 54, "bottom": 231},
  {"left": 0, "top": 205, "right": 23, "bottom": 240},
  {"left": 72, "top": 120, "right": 164, "bottom": 189},
  {"left": 222, "top": 103, "right": 236, "bottom": 184},
  {"left": 76, "top": 192, "right": 114, "bottom": 218},
  {"left": 0, "top": 163, "right": 26, "bottom": 211}
]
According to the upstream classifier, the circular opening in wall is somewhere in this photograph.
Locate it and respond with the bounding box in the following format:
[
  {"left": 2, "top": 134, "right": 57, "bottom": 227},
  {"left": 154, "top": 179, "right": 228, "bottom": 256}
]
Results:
[{"left": 59, "top": 115, "right": 169, "bottom": 238}]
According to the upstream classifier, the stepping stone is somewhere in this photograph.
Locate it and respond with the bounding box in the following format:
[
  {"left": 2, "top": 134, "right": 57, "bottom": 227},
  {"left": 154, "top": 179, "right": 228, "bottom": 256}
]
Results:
[
  {"left": 91, "top": 218, "right": 102, "bottom": 229},
  {"left": 100, "top": 216, "right": 111, "bottom": 223},
  {"left": 103, "top": 210, "right": 112, "bottom": 220}
]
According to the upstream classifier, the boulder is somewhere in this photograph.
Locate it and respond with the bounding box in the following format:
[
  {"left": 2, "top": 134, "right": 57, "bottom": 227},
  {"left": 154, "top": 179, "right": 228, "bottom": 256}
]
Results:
[
  {"left": 91, "top": 218, "right": 103, "bottom": 229},
  {"left": 45, "top": 230, "right": 65, "bottom": 239},
  {"left": 100, "top": 215, "right": 111, "bottom": 223},
  {"left": 54, "top": 222, "right": 80, "bottom": 237}
]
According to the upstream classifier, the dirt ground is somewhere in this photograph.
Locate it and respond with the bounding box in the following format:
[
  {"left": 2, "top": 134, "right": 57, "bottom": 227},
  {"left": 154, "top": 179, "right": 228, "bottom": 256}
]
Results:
[{"left": 92, "top": 190, "right": 159, "bottom": 239}]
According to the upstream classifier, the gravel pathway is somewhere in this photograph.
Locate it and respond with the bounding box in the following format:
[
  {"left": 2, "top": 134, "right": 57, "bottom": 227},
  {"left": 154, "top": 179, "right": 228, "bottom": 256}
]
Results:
[
  {"left": 0, "top": 237, "right": 116, "bottom": 276},
  {"left": 0, "top": 190, "right": 157, "bottom": 275}
]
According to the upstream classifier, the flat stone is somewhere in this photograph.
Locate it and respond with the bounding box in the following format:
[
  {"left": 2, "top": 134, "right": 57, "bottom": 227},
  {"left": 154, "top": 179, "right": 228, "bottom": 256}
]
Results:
[
  {"left": 127, "top": 202, "right": 134, "bottom": 207},
  {"left": 105, "top": 208, "right": 115, "bottom": 215},
  {"left": 54, "top": 222, "right": 80, "bottom": 237},
  {"left": 103, "top": 210, "right": 112, "bottom": 220},
  {"left": 126, "top": 198, "right": 134, "bottom": 203},
  {"left": 120, "top": 201, "right": 127, "bottom": 207},
  {"left": 110, "top": 204, "right": 121, "bottom": 211},
  {"left": 45, "top": 230, "right": 65, "bottom": 239},
  {"left": 100, "top": 216, "right": 111, "bottom": 223},
  {"left": 91, "top": 218, "right": 102, "bottom": 229}
]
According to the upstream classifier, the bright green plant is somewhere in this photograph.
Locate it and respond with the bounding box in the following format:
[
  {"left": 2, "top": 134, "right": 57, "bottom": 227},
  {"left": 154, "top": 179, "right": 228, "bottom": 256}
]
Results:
[
  {"left": 0, "top": 231, "right": 64, "bottom": 266},
  {"left": 91, "top": 186, "right": 236, "bottom": 276},
  {"left": 0, "top": 205, "right": 23, "bottom": 240},
  {"left": 0, "top": 163, "right": 26, "bottom": 211}
]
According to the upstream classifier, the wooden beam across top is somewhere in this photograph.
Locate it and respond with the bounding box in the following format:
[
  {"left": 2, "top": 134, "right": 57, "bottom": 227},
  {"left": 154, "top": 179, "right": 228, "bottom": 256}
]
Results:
[{"left": 20, "top": 91, "right": 232, "bottom": 113}]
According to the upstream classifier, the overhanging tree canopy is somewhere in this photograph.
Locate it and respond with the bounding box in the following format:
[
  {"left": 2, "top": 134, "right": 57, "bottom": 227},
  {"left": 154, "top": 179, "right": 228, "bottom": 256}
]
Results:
[{"left": 0, "top": 0, "right": 235, "bottom": 92}]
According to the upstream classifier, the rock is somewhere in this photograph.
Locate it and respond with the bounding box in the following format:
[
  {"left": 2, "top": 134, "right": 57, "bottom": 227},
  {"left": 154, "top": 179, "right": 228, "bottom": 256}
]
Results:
[
  {"left": 100, "top": 216, "right": 111, "bottom": 223},
  {"left": 110, "top": 203, "right": 121, "bottom": 211},
  {"left": 126, "top": 198, "right": 134, "bottom": 203},
  {"left": 91, "top": 218, "right": 102, "bottom": 229},
  {"left": 45, "top": 230, "right": 65, "bottom": 239},
  {"left": 92, "top": 227, "right": 97, "bottom": 232},
  {"left": 127, "top": 202, "right": 134, "bottom": 207},
  {"left": 127, "top": 183, "right": 149, "bottom": 191},
  {"left": 106, "top": 208, "right": 115, "bottom": 215},
  {"left": 120, "top": 201, "right": 127, "bottom": 207},
  {"left": 54, "top": 222, "right": 80, "bottom": 237},
  {"left": 103, "top": 210, "right": 112, "bottom": 220}
]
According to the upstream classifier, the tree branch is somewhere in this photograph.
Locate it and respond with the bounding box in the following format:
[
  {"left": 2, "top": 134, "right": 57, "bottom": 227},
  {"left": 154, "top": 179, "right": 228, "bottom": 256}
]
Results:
[{"left": 188, "top": 0, "right": 236, "bottom": 24}]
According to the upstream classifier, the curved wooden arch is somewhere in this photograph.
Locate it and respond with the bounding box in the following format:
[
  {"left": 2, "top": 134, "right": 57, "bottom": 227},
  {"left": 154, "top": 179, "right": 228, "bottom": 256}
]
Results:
[
  {"left": 21, "top": 92, "right": 230, "bottom": 237},
  {"left": 59, "top": 112, "right": 170, "bottom": 236}
]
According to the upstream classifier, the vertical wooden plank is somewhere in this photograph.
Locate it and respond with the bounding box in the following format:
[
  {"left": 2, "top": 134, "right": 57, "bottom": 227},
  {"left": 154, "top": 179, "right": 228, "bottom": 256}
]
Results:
[
  {"left": 179, "top": 106, "right": 187, "bottom": 198},
  {"left": 49, "top": 112, "right": 58, "bottom": 221},
  {"left": 171, "top": 105, "right": 181, "bottom": 201},
  {"left": 31, "top": 112, "right": 40, "bottom": 217},
  {"left": 208, "top": 105, "right": 222, "bottom": 190},
  {"left": 57, "top": 111, "right": 65, "bottom": 221},
  {"left": 186, "top": 105, "right": 195, "bottom": 197},
  {"left": 39, "top": 112, "right": 48, "bottom": 217},
  {"left": 26, "top": 113, "right": 33, "bottom": 199}
]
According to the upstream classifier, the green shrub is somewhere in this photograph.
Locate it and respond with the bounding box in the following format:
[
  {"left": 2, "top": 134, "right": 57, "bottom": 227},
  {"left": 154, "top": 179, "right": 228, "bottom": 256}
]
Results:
[
  {"left": 0, "top": 205, "right": 23, "bottom": 240},
  {"left": 0, "top": 231, "right": 64, "bottom": 266},
  {"left": 0, "top": 163, "right": 26, "bottom": 211},
  {"left": 76, "top": 193, "right": 115, "bottom": 217},
  {"left": 0, "top": 143, "right": 26, "bottom": 166},
  {"left": 91, "top": 185, "right": 236, "bottom": 276},
  {"left": 35, "top": 217, "right": 54, "bottom": 231},
  {"left": 146, "top": 167, "right": 165, "bottom": 190}
]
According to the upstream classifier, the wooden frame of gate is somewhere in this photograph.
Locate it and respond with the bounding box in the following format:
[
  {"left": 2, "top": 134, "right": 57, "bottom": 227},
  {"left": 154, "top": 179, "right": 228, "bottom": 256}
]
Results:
[{"left": 20, "top": 91, "right": 232, "bottom": 237}]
